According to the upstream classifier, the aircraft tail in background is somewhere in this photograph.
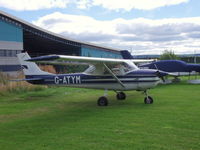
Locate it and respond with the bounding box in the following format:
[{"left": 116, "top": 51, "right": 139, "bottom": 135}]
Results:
[{"left": 120, "top": 50, "right": 134, "bottom": 59}]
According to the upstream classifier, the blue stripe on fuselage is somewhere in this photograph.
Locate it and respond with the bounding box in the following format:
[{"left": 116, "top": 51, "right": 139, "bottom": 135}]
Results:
[{"left": 25, "top": 71, "right": 159, "bottom": 85}]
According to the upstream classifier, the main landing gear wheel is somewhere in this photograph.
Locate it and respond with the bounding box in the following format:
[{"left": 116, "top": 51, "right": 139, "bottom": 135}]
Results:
[
  {"left": 97, "top": 96, "right": 108, "bottom": 106},
  {"left": 116, "top": 92, "right": 126, "bottom": 100},
  {"left": 144, "top": 96, "right": 153, "bottom": 104}
]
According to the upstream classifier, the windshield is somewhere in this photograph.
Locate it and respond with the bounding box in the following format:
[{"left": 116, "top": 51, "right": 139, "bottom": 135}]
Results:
[
  {"left": 84, "top": 65, "right": 96, "bottom": 74},
  {"left": 125, "top": 60, "right": 138, "bottom": 71}
]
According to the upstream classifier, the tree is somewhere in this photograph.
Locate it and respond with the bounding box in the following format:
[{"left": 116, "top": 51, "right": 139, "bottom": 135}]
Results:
[{"left": 160, "top": 50, "right": 179, "bottom": 60}]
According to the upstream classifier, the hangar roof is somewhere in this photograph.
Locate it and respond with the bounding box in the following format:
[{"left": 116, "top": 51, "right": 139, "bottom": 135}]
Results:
[{"left": 0, "top": 10, "right": 121, "bottom": 53}]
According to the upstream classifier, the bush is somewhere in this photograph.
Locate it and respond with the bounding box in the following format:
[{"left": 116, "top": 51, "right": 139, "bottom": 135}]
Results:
[
  {"left": 0, "top": 71, "right": 46, "bottom": 95},
  {"left": 160, "top": 50, "right": 179, "bottom": 60}
]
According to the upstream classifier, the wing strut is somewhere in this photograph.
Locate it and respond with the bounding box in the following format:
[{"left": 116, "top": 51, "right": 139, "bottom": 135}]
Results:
[{"left": 103, "top": 63, "right": 125, "bottom": 88}]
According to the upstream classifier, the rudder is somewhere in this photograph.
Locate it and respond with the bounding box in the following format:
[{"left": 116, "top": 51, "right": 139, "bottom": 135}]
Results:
[{"left": 17, "top": 52, "right": 52, "bottom": 76}]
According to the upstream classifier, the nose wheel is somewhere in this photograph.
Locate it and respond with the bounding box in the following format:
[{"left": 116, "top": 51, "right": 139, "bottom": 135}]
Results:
[
  {"left": 144, "top": 90, "right": 154, "bottom": 104},
  {"left": 144, "top": 96, "right": 153, "bottom": 104}
]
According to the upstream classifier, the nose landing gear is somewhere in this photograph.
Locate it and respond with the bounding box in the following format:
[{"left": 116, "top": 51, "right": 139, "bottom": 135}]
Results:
[{"left": 144, "top": 90, "right": 154, "bottom": 104}]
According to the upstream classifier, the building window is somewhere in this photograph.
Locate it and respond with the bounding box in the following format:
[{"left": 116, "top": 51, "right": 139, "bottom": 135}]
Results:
[
  {"left": 3, "top": 50, "right": 6, "bottom": 56},
  {"left": 0, "top": 50, "right": 21, "bottom": 57},
  {"left": 0, "top": 50, "right": 4, "bottom": 56}
]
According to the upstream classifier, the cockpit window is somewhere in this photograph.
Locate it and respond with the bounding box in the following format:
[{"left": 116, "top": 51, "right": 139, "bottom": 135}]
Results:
[
  {"left": 110, "top": 62, "right": 135, "bottom": 75},
  {"left": 84, "top": 61, "right": 138, "bottom": 75}
]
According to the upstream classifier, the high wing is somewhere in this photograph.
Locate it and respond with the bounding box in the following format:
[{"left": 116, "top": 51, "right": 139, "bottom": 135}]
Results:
[
  {"left": 27, "top": 54, "right": 138, "bottom": 72},
  {"left": 27, "top": 55, "right": 129, "bottom": 65},
  {"left": 26, "top": 54, "right": 155, "bottom": 64},
  {"left": 127, "top": 59, "right": 155, "bottom": 63}
]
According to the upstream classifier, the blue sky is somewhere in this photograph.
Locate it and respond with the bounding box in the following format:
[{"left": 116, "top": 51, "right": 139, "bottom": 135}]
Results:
[
  {"left": 1, "top": 0, "right": 199, "bottom": 21},
  {"left": 0, "top": 0, "right": 200, "bottom": 54}
]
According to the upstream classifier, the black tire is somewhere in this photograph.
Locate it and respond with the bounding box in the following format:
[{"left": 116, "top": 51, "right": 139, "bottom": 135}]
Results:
[
  {"left": 144, "top": 96, "right": 153, "bottom": 104},
  {"left": 116, "top": 92, "right": 126, "bottom": 100},
  {"left": 97, "top": 96, "right": 108, "bottom": 106}
]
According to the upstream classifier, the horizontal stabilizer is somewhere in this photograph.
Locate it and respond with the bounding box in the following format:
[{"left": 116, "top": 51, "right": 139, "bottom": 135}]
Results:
[
  {"left": 10, "top": 78, "right": 43, "bottom": 82},
  {"left": 17, "top": 52, "right": 52, "bottom": 75}
]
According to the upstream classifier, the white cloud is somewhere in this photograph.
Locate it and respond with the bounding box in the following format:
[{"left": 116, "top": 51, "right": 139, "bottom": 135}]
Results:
[
  {"left": 0, "top": 0, "right": 189, "bottom": 11},
  {"left": 91, "top": 0, "right": 189, "bottom": 11},
  {"left": 33, "top": 12, "right": 116, "bottom": 36},
  {"left": 33, "top": 12, "right": 200, "bottom": 54},
  {"left": 0, "top": 0, "right": 71, "bottom": 11},
  {"left": 76, "top": 0, "right": 92, "bottom": 9}
]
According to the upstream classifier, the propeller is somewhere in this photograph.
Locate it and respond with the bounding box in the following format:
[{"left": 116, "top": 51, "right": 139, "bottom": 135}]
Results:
[{"left": 154, "top": 64, "right": 165, "bottom": 82}]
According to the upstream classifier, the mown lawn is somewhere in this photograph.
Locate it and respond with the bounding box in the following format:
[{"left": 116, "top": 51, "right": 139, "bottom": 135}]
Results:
[{"left": 0, "top": 81, "right": 200, "bottom": 150}]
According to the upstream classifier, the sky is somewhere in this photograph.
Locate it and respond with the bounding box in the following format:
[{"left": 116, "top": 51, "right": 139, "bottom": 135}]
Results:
[{"left": 0, "top": 0, "right": 200, "bottom": 55}]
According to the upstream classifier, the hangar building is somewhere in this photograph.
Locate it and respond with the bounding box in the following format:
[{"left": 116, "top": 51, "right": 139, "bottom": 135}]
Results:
[{"left": 0, "top": 10, "right": 122, "bottom": 74}]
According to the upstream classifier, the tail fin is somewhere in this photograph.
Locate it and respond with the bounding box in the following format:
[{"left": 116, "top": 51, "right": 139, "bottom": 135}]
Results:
[
  {"left": 120, "top": 50, "right": 134, "bottom": 59},
  {"left": 17, "top": 52, "right": 52, "bottom": 75}
]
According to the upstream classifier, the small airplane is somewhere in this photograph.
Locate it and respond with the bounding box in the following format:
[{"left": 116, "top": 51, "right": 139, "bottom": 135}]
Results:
[
  {"left": 16, "top": 52, "right": 170, "bottom": 106},
  {"left": 139, "top": 60, "right": 200, "bottom": 76},
  {"left": 121, "top": 50, "right": 200, "bottom": 77}
]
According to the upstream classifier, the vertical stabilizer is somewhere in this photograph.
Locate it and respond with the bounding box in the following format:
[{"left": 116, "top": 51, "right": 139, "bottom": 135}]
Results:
[
  {"left": 120, "top": 50, "right": 134, "bottom": 59},
  {"left": 17, "top": 52, "right": 52, "bottom": 75}
]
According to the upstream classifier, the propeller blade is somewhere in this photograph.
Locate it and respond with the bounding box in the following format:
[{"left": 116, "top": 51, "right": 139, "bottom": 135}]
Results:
[
  {"left": 154, "top": 64, "right": 158, "bottom": 70},
  {"left": 155, "top": 70, "right": 165, "bottom": 82}
]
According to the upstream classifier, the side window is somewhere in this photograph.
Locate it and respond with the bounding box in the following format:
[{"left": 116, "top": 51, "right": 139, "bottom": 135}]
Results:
[
  {"left": 110, "top": 64, "right": 125, "bottom": 75},
  {"left": 111, "top": 63, "right": 131, "bottom": 75}
]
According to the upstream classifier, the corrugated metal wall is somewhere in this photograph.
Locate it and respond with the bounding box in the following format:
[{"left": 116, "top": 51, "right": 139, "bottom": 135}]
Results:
[{"left": 81, "top": 46, "right": 122, "bottom": 58}]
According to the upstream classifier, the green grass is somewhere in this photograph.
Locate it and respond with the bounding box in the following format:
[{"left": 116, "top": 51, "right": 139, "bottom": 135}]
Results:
[{"left": 0, "top": 81, "right": 200, "bottom": 150}]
